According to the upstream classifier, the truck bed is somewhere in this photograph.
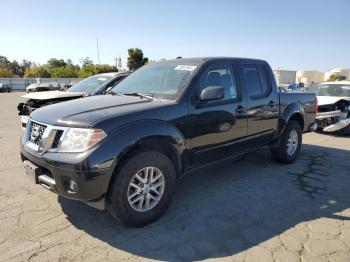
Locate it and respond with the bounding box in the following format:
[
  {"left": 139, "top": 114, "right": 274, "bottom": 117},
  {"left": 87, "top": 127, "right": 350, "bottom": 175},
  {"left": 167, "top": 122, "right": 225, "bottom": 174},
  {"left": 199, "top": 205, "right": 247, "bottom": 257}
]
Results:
[{"left": 279, "top": 92, "right": 316, "bottom": 132}]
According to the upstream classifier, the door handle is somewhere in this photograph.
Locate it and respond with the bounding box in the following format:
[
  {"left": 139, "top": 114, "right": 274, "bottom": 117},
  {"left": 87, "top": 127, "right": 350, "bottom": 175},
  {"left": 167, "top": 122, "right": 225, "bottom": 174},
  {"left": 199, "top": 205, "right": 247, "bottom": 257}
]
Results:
[
  {"left": 235, "top": 105, "right": 246, "bottom": 114},
  {"left": 268, "top": 101, "right": 277, "bottom": 107}
]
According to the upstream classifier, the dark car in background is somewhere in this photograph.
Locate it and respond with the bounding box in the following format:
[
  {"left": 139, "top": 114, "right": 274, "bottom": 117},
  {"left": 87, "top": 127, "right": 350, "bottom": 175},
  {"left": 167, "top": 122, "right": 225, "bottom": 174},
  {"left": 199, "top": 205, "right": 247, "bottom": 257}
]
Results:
[
  {"left": 20, "top": 57, "right": 316, "bottom": 227},
  {"left": 18, "top": 72, "right": 129, "bottom": 128},
  {"left": 0, "top": 83, "right": 11, "bottom": 93}
]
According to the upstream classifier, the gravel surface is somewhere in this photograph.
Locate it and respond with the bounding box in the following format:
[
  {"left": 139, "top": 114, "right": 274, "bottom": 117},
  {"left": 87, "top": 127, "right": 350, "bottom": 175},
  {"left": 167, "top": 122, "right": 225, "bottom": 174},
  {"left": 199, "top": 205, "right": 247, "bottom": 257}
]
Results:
[{"left": 1, "top": 92, "right": 350, "bottom": 262}]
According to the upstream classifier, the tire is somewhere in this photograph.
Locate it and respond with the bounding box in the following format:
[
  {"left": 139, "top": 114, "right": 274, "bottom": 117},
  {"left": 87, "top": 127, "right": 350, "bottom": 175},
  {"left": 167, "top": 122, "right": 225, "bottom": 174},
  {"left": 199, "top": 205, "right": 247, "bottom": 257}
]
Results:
[
  {"left": 106, "top": 151, "right": 177, "bottom": 227},
  {"left": 271, "top": 120, "right": 302, "bottom": 164}
]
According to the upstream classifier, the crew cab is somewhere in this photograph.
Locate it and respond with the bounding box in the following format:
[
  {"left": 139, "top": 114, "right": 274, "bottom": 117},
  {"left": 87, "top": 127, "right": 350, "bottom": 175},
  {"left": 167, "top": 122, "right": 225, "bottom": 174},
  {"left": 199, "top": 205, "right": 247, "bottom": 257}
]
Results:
[
  {"left": 20, "top": 57, "right": 316, "bottom": 227},
  {"left": 17, "top": 72, "right": 128, "bottom": 128}
]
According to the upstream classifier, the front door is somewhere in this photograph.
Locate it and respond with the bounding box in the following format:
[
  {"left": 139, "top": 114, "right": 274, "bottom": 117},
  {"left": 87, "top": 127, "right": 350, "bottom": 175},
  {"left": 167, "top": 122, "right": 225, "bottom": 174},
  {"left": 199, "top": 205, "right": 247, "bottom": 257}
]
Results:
[{"left": 188, "top": 62, "right": 248, "bottom": 168}]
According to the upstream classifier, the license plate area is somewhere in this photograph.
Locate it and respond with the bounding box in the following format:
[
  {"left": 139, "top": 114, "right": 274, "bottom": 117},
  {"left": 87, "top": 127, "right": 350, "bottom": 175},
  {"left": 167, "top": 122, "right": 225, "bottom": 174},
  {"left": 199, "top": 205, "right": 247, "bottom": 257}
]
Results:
[{"left": 23, "top": 160, "right": 43, "bottom": 184}]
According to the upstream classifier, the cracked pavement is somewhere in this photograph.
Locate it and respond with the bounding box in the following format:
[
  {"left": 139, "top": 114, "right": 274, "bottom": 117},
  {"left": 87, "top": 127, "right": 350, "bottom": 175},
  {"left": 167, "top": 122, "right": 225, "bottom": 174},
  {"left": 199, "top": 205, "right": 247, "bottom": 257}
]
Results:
[{"left": 1, "top": 92, "right": 350, "bottom": 262}]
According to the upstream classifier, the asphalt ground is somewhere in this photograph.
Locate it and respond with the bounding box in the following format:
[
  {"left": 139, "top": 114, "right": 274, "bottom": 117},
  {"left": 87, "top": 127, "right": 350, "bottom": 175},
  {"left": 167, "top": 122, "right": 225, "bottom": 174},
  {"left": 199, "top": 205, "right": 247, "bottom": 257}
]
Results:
[{"left": 1, "top": 92, "right": 350, "bottom": 262}]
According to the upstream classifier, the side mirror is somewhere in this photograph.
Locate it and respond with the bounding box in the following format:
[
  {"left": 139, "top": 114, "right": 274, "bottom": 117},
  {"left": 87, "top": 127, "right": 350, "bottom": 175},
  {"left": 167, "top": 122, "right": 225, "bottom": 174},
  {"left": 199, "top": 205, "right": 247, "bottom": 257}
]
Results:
[
  {"left": 105, "top": 86, "right": 113, "bottom": 93},
  {"left": 200, "top": 86, "right": 224, "bottom": 102}
]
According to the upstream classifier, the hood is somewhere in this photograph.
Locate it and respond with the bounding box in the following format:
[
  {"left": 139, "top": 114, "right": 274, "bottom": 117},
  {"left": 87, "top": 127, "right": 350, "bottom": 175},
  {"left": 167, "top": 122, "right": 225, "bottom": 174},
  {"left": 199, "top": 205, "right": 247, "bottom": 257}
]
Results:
[
  {"left": 30, "top": 95, "right": 161, "bottom": 128},
  {"left": 317, "top": 96, "right": 350, "bottom": 106},
  {"left": 22, "top": 91, "right": 86, "bottom": 100},
  {"left": 26, "top": 84, "right": 39, "bottom": 90}
]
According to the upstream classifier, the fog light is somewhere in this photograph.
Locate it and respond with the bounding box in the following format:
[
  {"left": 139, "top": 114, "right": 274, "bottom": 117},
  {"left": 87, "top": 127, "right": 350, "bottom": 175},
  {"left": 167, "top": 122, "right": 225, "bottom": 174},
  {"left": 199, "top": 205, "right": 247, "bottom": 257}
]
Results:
[{"left": 68, "top": 180, "right": 78, "bottom": 193}]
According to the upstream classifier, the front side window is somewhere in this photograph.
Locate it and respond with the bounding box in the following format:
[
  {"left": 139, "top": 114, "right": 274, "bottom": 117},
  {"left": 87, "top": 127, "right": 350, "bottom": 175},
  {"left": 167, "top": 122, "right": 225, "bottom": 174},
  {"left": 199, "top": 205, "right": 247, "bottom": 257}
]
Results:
[
  {"left": 197, "top": 63, "right": 238, "bottom": 99},
  {"left": 112, "top": 61, "right": 199, "bottom": 100}
]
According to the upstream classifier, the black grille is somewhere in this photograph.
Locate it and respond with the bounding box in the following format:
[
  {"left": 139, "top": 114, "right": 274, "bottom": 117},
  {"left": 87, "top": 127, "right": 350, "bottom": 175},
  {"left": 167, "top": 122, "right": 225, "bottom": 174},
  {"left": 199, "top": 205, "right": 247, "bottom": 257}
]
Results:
[
  {"left": 29, "top": 122, "right": 46, "bottom": 145},
  {"left": 316, "top": 116, "right": 340, "bottom": 128},
  {"left": 52, "top": 130, "right": 63, "bottom": 148}
]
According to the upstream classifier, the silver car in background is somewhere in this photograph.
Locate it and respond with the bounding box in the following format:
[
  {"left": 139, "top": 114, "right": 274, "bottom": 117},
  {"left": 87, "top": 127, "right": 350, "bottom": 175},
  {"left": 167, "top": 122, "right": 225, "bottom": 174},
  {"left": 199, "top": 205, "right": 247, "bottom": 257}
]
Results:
[{"left": 311, "top": 81, "right": 350, "bottom": 134}]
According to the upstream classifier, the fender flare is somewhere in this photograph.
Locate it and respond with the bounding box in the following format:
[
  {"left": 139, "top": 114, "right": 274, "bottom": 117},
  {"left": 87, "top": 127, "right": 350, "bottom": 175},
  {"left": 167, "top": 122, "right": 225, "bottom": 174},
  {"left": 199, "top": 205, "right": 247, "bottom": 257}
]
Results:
[
  {"left": 272, "top": 102, "right": 305, "bottom": 147},
  {"left": 91, "top": 119, "right": 187, "bottom": 176}
]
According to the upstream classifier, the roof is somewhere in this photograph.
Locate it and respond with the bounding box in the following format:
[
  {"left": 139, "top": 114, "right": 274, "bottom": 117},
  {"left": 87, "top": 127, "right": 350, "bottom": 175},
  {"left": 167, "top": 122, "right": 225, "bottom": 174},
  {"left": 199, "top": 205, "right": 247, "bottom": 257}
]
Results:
[
  {"left": 156, "top": 57, "right": 267, "bottom": 64},
  {"left": 319, "top": 81, "right": 350, "bottom": 85},
  {"left": 96, "top": 72, "right": 119, "bottom": 77}
]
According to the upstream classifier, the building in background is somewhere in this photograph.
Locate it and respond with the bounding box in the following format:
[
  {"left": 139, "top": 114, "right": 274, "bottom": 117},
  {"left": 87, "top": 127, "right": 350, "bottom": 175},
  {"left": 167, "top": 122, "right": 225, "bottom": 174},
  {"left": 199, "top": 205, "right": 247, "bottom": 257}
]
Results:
[
  {"left": 296, "top": 71, "right": 324, "bottom": 84},
  {"left": 324, "top": 68, "right": 350, "bottom": 81},
  {"left": 274, "top": 68, "right": 350, "bottom": 85},
  {"left": 273, "top": 70, "right": 296, "bottom": 84}
]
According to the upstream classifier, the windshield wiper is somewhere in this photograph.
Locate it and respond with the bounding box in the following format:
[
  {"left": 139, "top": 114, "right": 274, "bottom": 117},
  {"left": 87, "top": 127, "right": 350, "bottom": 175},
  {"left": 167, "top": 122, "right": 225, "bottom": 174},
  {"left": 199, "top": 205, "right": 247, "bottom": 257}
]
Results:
[
  {"left": 109, "top": 91, "right": 123, "bottom": 96},
  {"left": 121, "top": 92, "right": 156, "bottom": 100}
]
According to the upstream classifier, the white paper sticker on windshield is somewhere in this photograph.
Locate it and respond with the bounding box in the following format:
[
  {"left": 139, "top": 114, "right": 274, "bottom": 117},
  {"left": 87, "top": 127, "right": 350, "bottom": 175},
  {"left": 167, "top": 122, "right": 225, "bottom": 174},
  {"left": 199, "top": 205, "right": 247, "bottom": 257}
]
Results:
[
  {"left": 174, "top": 65, "right": 197, "bottom": 71},
  {"left": 97, "top": 78, "right": 107, "bottom": 81}
]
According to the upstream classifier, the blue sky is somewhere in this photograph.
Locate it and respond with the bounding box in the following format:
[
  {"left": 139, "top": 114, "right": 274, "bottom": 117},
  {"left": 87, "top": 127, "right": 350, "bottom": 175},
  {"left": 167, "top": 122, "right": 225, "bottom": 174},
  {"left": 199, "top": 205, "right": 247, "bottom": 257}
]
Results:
[{"left": 1, "top": 0, "right": 349, "bottom": 71}]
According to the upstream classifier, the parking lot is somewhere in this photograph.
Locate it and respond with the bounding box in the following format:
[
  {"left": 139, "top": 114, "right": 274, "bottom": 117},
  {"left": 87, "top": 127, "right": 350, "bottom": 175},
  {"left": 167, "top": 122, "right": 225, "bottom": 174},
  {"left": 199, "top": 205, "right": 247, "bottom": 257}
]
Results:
[{"left": 0, "top": 92, "right": 350, "bottom": 262}]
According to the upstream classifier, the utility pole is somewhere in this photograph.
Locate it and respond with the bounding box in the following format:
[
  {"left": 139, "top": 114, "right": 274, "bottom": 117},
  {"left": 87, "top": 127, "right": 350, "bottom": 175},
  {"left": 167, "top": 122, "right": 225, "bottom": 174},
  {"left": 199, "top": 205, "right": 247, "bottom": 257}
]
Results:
[{"left": 96, "top": 38, "right": 101, "bottom": 64}]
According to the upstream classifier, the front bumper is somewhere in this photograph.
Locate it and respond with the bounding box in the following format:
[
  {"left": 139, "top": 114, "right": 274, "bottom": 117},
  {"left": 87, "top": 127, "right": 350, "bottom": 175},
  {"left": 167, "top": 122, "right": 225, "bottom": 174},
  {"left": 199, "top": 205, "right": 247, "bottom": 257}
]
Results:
[
  {"left": 315, "top": 110, "right": 350, "bottom": 132},
  {"left": 20, "top": 142, "right": 113, "bottom": 209}
]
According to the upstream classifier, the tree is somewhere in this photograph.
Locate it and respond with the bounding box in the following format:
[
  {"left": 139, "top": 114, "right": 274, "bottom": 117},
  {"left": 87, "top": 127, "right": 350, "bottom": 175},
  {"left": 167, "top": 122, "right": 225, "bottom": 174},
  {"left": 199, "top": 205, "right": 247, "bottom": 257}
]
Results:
[
  {"left": 0, "top": 55, "right": 18, "bottom": 77},
  {"left": 327, "top": 74, "right": 346, "bottom": 82},
  {"left": 47, "top": 58, "right": 67, "bottom": 68},
  {"left": 77, "top": 64, "right": 118, "bottom": 78},
  {"left": 0, "top": 56, "right": 34, "bottom": 77},
  {"left": 95, "top": 64, "right": 118, "bottom": 74},
  {"left": 0, "top": 55, "right": 120, "bottom": 78},
  {"left": 79, "top": 57, "right": 94, "bottom": 68},
  {"left": 50, "top": 65, "right": 79, "bottom": 78},
  {"left": 0, "top": 55, "right": 11, "bottom": 68},
  {"left": 127, "top": 48, "right": 148, "bottom": 71},
  {"left": 18, "top": 60, "right": 33, "bottom": 77},
  {"left": 78, "top": 64, "right": 96, "bottom": 78},
  {"left": 8, "top": 60, "right": 20, "bottom": 76},
  {"left": 0, "top": 68, "right": 14, "bottom": 77},
  {"left": 24, "top": 65, "right": 51, "bottom": 78}
]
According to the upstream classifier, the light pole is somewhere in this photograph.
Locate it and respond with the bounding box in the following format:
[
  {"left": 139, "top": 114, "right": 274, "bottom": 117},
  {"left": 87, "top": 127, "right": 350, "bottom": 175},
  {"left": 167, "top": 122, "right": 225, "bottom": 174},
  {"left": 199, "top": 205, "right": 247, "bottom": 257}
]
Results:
[{"left": 96, "top": 38, "right": 101, "bottom": 64}]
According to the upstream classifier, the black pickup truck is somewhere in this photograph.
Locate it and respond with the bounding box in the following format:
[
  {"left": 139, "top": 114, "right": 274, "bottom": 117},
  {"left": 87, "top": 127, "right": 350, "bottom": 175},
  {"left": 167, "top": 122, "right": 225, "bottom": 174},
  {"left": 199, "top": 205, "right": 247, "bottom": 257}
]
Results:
[{"left": 20, "top": 57, "right": 316, "bottom": 227}]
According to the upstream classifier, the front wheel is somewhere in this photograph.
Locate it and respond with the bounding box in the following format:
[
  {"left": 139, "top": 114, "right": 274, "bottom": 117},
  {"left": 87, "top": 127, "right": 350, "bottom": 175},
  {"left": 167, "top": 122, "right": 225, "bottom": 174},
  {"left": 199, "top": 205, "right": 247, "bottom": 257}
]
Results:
[
  {"left": 107, "top": 151, "right": 177, "bottom": 227},
  {"left": 271, "top": 120, "right": 302, "bottom": 164}
]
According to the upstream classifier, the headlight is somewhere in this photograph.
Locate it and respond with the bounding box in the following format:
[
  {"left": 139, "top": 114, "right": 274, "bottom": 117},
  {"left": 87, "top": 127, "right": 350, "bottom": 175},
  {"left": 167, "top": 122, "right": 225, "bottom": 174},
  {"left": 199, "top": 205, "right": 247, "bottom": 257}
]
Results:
[{"left": 59, "top": 128, "right": 106, "bottom": 153}]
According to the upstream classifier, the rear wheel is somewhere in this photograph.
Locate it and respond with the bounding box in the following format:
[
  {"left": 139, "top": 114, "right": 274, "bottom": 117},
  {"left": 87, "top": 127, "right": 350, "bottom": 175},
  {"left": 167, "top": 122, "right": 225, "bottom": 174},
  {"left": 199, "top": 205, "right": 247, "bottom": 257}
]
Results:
[
  {"left": 107, "top": 151, "right": 177, "bottom": 227},
  {"left": 271, "top": 120, "right": 302, "bottom": 164}
]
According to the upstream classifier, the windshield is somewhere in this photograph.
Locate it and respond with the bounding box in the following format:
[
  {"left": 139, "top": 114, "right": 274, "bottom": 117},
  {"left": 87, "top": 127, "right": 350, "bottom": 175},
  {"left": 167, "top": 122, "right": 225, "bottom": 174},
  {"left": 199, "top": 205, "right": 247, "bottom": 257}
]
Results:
[
  {"left": 68, "top": 75, "right": 114, "bottom": 93},
  {"left": 27, "top": 83, "right": 38, "bottom": 89},
  {"left": 310, "top": 84, "right": 350, "bottom": 97},
  {"left": 111, "top": 61, "right": 199, "bottom": 100}
]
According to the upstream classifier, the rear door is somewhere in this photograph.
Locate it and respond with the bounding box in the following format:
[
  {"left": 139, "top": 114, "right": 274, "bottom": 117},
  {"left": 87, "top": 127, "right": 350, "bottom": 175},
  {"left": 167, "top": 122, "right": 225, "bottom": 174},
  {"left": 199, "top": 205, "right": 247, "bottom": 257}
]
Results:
[{"left": 239, "top": 62, "right": 279, "bottom": 144}]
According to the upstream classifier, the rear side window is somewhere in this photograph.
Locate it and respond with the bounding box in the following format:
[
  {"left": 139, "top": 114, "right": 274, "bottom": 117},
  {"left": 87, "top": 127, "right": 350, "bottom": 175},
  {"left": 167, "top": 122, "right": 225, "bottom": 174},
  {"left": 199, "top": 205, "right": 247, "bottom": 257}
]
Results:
[
  {"left": 242, "top": 64, "right": 272, "bottom": 99},
  {"left": 258, "top": 65, "right": 271, "bottom": 95},
  {"left": 242, "top": 65, "right": 262, "bottom": 97}
]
